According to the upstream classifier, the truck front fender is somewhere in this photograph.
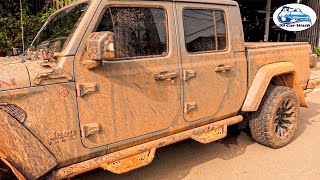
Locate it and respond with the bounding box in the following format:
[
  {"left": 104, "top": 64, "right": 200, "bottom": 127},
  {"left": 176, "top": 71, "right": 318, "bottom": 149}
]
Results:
[
  {"left": 0, "top": 109, "right": 57, "bottom": 179},
  {"left": 242, "top": 62, "right": 307, "bottom": 112}
]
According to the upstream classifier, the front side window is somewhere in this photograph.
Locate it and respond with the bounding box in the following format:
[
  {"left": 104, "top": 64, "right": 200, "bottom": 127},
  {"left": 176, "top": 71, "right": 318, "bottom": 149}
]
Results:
[
  {"left": 32, "top": 3, "right": 89, "bottom": 52},
  {"left": 96, "top": 7, "right": 167, "bottom": 59},
  {"left": 183, "top": 9, "right": 227, "bottom": 53}
]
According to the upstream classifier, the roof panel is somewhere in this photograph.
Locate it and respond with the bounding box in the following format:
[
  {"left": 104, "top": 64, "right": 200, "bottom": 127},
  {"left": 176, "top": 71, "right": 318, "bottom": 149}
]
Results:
[
  {"left": 107, "top": 0, "right": 238, "bottom": 6},
  {"left": 173, "top": 0, "right": 238, "bottom": 6}
]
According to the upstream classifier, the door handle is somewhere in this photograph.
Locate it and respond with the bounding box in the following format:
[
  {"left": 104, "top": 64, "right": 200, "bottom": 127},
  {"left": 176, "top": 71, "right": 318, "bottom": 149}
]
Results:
[
  {"left": 215, "top": 64, "right": 232, "bottom": 72},
  {"left": 154, "top": 71, "right": 178, "bottom": 81}
]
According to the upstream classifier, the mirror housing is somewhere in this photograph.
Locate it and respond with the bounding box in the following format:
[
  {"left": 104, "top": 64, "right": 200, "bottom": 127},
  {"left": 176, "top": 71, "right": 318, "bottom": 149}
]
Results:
[{"left": 86, "top": 31, "right": 115, "bottom": 61}]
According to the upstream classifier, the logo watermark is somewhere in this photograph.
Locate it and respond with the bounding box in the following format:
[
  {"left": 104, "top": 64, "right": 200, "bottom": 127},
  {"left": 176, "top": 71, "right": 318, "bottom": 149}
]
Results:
[{"left": 273, "top": 3, "right": 317, "bottom": 32}]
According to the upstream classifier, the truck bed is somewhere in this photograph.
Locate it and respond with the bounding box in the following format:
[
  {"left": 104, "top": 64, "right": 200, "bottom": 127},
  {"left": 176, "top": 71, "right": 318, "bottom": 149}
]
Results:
[{"left": 245, "top": 42, "right": 311, "bottom": 89}]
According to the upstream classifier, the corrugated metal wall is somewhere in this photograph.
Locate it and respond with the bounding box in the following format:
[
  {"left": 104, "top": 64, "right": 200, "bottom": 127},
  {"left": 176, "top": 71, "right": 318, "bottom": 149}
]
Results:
[
  {"left": 296, "top": 0, "right": 320, "bottom": 50},
  {"left": 30, "top": 0, "right": 46, "bottom": 14}
]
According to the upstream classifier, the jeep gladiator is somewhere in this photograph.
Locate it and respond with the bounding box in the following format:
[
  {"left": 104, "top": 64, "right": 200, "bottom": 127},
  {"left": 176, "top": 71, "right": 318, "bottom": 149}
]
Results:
[{"left": 0, "top": 0, "right": 316, "bottom": 179}]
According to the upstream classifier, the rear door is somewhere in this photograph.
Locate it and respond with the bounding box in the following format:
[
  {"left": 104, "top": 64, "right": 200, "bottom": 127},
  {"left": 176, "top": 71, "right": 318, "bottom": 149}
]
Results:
[
  {"left": 176, "top": 2, "right": 247, "bottom": 122},
  {"left": 76, "top": 2, "right": 182, "bottom": 149}
]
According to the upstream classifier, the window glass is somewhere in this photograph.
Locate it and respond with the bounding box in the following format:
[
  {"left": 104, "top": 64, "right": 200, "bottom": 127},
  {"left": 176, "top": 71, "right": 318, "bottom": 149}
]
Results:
[
  {"left": 291, "top": 11, "right": 303, "bottom": 15},
  {"left": 183, "top": 9, "right": 216, "bottom": 53},
  {"left": 96, "top": 7, "right": 167, "bottom": 59},
  {"left": 215, "top": 11, "right": 227, "bottom": 50},
  {"left": 183, "top": 9, "right": 227, "bottom": 53},
  {"left": 32, "top": 3, "right": 89, "bottom": 52}
]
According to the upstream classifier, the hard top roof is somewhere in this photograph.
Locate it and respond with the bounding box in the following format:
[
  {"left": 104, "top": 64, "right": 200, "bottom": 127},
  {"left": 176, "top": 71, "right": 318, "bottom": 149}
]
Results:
[
  {"left": 173, "top": 0, "right": 237, "bottom": 5},
  {"left": 61, "top": 0, "right": 238, "bottom": 12},
  {"left": 107, "top": 0, "right": 238, "bottom": 6}
]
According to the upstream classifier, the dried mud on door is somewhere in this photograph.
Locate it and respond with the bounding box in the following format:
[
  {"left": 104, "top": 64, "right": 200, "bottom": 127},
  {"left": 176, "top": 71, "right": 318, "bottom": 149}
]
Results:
[{"left": 76, "top": 3, "right": 182, "bottom": 148}]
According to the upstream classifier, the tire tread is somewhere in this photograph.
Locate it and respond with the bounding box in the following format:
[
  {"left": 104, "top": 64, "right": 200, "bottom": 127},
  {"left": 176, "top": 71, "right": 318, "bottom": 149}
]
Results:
[{"left": 249, "top": 85, "right": 300, "bottom": 148}]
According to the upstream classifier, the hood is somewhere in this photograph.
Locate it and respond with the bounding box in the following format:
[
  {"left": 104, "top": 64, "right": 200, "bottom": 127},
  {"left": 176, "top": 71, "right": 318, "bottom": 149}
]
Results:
[{"left": 0, "top": 57, "right": 30, "bottom": 91}]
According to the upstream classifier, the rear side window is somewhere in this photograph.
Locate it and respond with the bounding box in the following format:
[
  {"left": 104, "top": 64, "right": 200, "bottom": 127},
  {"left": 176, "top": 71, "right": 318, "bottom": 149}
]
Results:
[
  {"left": 183, "top": 9, "right": 227, "bottom": 53},
  {"left": 215, "top": 11, "right": 227, "bottom": 50},
  {"left": 96, "top": 7, "right": 167, "bottom": 59}
]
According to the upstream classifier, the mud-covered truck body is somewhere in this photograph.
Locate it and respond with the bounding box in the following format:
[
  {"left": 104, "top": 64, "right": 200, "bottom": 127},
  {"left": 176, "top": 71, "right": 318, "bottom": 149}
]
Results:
[{"left": 0, "top": 0, "right": 316, "bottom": 179}]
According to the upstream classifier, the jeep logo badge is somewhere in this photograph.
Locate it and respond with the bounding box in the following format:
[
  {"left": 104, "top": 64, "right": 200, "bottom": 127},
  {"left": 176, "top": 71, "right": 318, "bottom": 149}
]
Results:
[{"left": 273, "top": 3, "right": 317, "bottom": 32}]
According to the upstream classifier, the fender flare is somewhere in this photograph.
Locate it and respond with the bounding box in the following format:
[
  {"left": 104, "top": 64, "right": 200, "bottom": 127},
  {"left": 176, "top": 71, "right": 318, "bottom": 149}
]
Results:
[
  {"left": 242, "top": 62, "right": 307, "bottom": 112},
  {"left": 0, "top": 109, "right": 57, "bottom": 179}
]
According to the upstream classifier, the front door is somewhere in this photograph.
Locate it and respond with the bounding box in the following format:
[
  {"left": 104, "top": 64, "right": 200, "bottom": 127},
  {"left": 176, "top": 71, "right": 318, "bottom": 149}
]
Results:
[
  {"left": 76, "top": 3, "right": 181, "bottom": 148},
  {"left": 176, "top": 3, "right": 247, "bottom": 122}
]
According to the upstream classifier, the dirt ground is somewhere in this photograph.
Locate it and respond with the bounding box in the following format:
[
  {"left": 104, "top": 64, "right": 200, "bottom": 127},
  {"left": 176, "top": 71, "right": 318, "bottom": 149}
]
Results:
[{"left": 74, "top": 89, "right": 320, "bottom": 180}]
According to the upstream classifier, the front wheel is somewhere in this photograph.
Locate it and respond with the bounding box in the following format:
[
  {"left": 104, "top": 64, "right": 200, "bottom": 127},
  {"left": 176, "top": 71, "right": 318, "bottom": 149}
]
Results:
[{"left": 249, "top": 85, "right": 300, "bottom": 148}]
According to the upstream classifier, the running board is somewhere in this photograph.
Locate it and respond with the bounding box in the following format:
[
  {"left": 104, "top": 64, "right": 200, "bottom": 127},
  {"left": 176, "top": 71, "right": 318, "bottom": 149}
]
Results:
[
  {"left": 191, "top": 125, "right": 227, "bottom": 144},
  {"left": 101, "top": 148, "right": 156, "bottom": 174},
  {"left": 48, "top": 115, "right": 243, "bottom": 179}
]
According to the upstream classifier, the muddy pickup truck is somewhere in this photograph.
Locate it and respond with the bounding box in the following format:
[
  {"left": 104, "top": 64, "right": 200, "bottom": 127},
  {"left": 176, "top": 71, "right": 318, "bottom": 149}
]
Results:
[{"left": 0, "top": 0, "right": 317, "bottom": 179}]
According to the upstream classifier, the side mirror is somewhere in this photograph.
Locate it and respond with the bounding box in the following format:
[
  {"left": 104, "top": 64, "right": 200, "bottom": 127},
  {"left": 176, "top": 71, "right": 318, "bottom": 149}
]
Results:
[
  {"left": 87, "top": 31, "right": 115, "bottom": 59},
  {"left": 83, "top": 31, "right": 115, "bottom": 69}
]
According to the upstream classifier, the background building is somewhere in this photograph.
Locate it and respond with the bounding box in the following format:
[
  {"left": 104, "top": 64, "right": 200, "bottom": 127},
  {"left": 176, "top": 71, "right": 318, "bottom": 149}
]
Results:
[
  {"left": 296, "top": 0, "right": 320, "bottom": 50},
  {"left": 235, "top": 0, "right": 319, "bottom": 50}
]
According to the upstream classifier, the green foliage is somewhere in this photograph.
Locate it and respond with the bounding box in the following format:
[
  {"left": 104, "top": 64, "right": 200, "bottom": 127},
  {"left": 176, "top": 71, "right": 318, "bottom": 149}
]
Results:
[
  {"left": 57, "top": 0, "right": 76, "bottom": 7},
  {"left": 315, "top": 47, "right": 320, "bottom": 57},
  {"left": 40, "top": 7, "right": 57, "bottom": 23},
  {"left": 0, "top": 0, "right": 56, "bottom": 54}
]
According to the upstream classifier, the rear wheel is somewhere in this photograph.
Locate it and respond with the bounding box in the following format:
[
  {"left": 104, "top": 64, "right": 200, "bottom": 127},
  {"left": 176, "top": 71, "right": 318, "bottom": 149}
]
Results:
[{"left": 249, "top": 85, "right": 300, "bottom": 148}]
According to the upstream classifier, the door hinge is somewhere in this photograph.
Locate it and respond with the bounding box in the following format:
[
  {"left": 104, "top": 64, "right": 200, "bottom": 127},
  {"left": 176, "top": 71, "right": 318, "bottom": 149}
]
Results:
[
  {"left": 184, "top": 102, "right": 196, "bottom": 113},
  {"left": 183, "top": 70, "right": 196, "bottom": 81},
  {"left": 76, "top": 83, "right": 99, "bottom": 97},
  {"left": 81, "top": 123, "right": 101, "bottom": 138}
]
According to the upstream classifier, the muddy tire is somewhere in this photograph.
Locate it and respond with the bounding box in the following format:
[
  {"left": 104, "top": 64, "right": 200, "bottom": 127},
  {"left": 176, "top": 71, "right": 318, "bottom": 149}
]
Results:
[{"left": 249, "top": 85, "right": 300, "bottom": 149}]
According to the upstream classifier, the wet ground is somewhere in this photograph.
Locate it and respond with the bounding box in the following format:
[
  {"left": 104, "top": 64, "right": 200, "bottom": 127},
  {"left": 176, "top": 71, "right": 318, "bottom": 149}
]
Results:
[{"left": 74, "top": 90, "right": 320, "bottom": 180}]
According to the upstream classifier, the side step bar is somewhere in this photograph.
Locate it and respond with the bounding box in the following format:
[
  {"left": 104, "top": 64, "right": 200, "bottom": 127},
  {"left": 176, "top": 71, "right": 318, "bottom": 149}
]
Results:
[
  {"left": 101, "top": 148, "right": 156, "bottom": 174},
  {"left": 48, "top": 115, "right": 243, "bottom": 180}
]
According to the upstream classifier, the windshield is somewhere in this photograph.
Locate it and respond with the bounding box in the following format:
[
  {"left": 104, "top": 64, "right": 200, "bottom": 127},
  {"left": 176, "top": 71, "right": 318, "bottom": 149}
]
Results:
[
  {"left": 31, "top": 3, "right": 89, "bottom": 52},
  {"left": 291, "top": 11, "right": 303, "bottom": 15}
]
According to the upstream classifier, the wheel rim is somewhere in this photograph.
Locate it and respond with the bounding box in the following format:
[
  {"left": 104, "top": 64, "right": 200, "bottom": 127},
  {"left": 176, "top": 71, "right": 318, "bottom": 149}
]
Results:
[{"left": 274, "top": 98, "right": 296, "bottom": 140}]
